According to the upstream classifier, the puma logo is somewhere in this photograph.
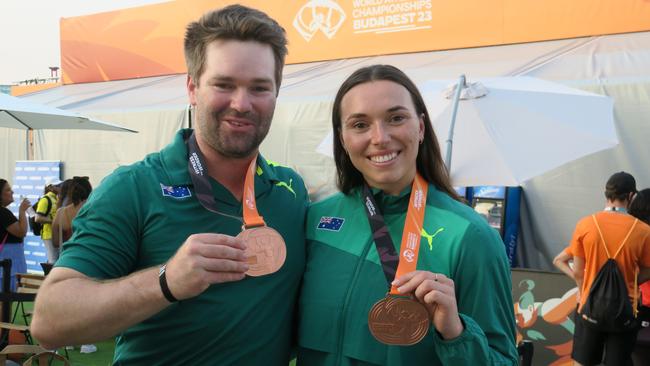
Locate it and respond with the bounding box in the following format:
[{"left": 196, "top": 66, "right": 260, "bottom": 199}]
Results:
[
  {"left": 421, "top": 227, "right": 444, "bottom": 250},
  {"left": 276, "top": 179, "right": 296, "bottom": 198}
]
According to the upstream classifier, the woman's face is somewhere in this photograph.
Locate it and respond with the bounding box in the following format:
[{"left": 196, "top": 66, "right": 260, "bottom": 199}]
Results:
[
  {"left": 1, "top": 182, "right": 14, "bottom": 207},
  {"left": 339, "top": 80, "right": 424, "bottom": 195}
]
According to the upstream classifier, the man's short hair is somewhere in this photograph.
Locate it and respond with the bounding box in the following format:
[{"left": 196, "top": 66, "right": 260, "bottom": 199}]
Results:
[
  {"left": 184, "top": 4, "right": 288, "bottom": 92},
  {"left": 605, "top": 171, "right": 637, "bottom": 201}
]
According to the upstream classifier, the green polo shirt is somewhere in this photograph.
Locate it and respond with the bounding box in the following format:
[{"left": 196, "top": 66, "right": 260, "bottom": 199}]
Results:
[{"left": 57, "top": 129, "right": 309, "bottom": 365}]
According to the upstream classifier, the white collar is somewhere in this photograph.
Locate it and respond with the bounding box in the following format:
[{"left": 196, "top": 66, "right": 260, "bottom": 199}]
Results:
[{"left": 604, "top": 206, "right": 627, "bottom": 213}]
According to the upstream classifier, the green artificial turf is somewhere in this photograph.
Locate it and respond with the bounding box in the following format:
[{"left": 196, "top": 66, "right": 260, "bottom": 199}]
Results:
[{"left": 12, "top": 302, "right": 115, "bottom": 365}]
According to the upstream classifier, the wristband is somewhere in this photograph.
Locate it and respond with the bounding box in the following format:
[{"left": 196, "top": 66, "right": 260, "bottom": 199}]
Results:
[{"left": 158, "top": 264, "right": 179, "bottom": 302}]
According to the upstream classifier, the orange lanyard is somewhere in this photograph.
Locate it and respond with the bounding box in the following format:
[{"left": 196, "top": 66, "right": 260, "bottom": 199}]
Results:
[
  {"left": 241, "top": 156, "right": 266, "bottom": 229},
  {"left": 389, "top": 173, "right": 428, "bottom": 295}
]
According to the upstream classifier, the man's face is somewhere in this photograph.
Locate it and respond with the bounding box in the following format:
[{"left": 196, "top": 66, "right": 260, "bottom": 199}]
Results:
[{"left": 187, "top": 40, "right": 278, "bottom": 159}]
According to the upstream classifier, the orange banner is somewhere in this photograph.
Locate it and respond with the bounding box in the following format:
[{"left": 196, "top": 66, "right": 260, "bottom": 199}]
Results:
[{"left": 61, "top": 0, "right": 650, "bottom": 84}]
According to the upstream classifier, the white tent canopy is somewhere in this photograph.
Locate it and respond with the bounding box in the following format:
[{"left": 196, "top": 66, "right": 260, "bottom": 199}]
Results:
[{"left": 3, "top": 31, "right": 649, "bottom": 270}]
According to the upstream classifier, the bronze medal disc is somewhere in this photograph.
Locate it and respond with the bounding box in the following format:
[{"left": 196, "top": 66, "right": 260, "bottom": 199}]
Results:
[
  {"left": 237, "top": 226, "right": 286, "bottom": 277},
  {"left": 368, "top": 295, "right": 431, "bottom": 345}
]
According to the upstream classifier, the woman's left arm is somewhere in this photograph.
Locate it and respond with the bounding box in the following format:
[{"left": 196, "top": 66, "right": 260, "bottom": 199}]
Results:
[{"left": 449, "top": 225, "right": 518, "bottom": 365}]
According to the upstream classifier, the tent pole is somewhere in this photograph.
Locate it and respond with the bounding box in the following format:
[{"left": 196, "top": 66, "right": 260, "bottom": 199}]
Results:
[{"left": 444, "top": 74, "right": 466, "bottom": 173}]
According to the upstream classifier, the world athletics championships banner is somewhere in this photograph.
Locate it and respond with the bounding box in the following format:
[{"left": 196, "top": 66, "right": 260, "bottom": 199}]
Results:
[
  {"left": 10, "top": 161, "right": 61, "bottom": 274},
  {"left": 60, "top": 0, "right": 650, "bottom": 84}
]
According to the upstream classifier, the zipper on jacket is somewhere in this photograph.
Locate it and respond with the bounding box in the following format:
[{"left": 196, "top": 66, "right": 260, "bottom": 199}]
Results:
[{"left": 335, "top": 237, "right": 374, "bottom": 366}]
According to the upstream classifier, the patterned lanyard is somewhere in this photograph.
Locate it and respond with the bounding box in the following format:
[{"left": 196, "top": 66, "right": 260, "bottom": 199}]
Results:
[
  {"left": 361, "top": 173, "right": 428, "bottom": 293},
  {"left": 185, "top": 131, "right": 244, "bottom": 223}
]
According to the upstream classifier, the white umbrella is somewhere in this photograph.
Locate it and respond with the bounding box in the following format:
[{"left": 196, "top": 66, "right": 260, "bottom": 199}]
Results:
[
  {"left": 425, "top": 76, "right": 617, "bottom": 186},
  {"left": 317, "top": 76, "right": 618, "bottom": 187},
  {"left": 0, "top": 92, "right": 137, "bottom": 158}
]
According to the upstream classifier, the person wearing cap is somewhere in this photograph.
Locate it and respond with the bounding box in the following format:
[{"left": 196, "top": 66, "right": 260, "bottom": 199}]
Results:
[
  {"left": 569, "top": 172, "right": 650, "bottom": 366},
  {"left": 35, "top": 177, "right": 62, "bottom": 263}
]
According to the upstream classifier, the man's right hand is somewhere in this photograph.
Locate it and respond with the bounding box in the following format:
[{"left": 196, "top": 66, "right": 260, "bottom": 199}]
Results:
[{"left": 164, "top": 233, "right": 249, "bottom": 301}]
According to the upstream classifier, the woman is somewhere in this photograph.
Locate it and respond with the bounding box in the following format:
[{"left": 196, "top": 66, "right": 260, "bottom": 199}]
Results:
[
  {"left": 52, "top": 177, "right": 92, "bottom": 249},
  {"left": 298, "top": 65, "right": 517, "bottom": 365},
  {"left": 0, "top": 179, "right": 30, "bottom": 291},
  {"left": 48, "top": 179, "right": 72, "bottom": 253},
  {"left": 51, "top": 176, "right": 97, "bottom": 354}
]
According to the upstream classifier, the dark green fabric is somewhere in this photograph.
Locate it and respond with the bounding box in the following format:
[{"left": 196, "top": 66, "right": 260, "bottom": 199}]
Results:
[
  {"left": 56, "top": 129, "right": 309, "bottom": 365},
  {"left": 298, "top": 186, "right": 518, "bottom": 365}
]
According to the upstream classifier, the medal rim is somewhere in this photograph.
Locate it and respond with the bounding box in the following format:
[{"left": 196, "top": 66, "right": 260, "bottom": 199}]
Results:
[
  {"left": 237, "top": 226, "right": 286, "bottom": 277},
  {"left": 367, "top": 295, "right": 431, "bottom": 346}
]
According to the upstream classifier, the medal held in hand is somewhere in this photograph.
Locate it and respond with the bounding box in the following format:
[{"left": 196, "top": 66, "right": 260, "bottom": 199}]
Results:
[
  {"left": 186, "top": 131, "right": 286, "bottom": 277},
  {"left": 237, "top": 156, "right": 286, "bottom": 277},
  {"left": 237, "top": 225, "right": 286, "bottom": 276},
  {"left": 363, "top": 173, "right": 431, "bottom": 345},
  {"left": 368, "top": 295, "right": 431, "bottom": 346}
]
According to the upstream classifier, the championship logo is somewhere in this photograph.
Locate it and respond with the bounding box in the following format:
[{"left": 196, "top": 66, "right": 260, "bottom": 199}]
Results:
[
  {"left": 402, "top": 249, "right": 415, "bottom": 262},
  {"left": 293, "top": 0, "right": 346, "bottom": 41}
]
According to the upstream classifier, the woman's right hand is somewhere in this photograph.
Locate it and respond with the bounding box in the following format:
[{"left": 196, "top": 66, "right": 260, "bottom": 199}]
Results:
[{"left": 19, "top": 198, "right": 31, "bottom": 212}]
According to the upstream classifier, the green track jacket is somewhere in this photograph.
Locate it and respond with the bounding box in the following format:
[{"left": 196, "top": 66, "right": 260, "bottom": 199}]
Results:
[{"left": 297, "top": 185, "right": 518, "bottom": 365}]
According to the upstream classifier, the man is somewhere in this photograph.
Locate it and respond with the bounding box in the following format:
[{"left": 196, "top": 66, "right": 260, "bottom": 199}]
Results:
[
  {"left": 35, "top": 177, "right": 61, "bottom": 263},
  {"left": 569, "top": 172, "right": 650, "bottom": 366},
  {"left": 31, "top": 5, "right": 309, "bottom": 365}
]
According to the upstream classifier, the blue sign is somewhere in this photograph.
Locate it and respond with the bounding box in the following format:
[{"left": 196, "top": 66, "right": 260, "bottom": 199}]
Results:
[
  {"left": 473, "top": 185, "right": 506, "bottom": 199},
  {"left": 10, "top": 160, "right": 61, "bottom": 273}
]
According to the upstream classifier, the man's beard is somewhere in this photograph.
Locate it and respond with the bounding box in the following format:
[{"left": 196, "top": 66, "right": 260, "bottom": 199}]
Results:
[{"left": 198, "top": 108, "right": 271, "bottom": 159}]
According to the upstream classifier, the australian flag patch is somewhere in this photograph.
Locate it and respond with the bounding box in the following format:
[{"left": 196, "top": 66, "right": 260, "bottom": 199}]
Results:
[
  {"left": 160, "top": 183, "right": 192, "bottom": 199},
  {"left": 317, "top": 216, "right": 345, "bottom": 231}
]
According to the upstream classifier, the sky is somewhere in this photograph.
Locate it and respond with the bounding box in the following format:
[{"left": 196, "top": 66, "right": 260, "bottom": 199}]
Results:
[{"left": 0, "top": 0, "right": 170, "bottom": 85}]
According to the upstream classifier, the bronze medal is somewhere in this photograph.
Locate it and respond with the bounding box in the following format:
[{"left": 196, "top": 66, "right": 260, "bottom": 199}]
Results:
[
  {"left": 237, "top": 226, "right": 286, "bottom": 277},
  {"left": 368, "top": 295, "right": 431, "bottom": 345}
]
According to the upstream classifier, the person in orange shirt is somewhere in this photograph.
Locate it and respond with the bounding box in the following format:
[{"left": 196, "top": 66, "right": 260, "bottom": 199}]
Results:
[{"left": 569, "top": 172, "right": 650, "bottom": 366}]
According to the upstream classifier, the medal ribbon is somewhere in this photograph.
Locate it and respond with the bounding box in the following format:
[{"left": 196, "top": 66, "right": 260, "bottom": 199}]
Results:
[
  {"left": 186, "top": 131, "right": 265, "bottom": 227},
  {"left": 241, "top": 155, "right": 266, "bottom": 229},
  {"left": 362, "top": 173, "right": 428, "bottom": 295}
]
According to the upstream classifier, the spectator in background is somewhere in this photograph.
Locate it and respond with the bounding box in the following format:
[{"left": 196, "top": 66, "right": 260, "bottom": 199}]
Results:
[
  {"left": 629, "top": 188, "right": 650, "bottom": 321},
  {"left": 0, "top": 179, "right": 30, "bottom": 291},
  {"left": 52, "top": 177, "right": 92, "bottom": 249},
  {"left": 48, "top": 178, "right": 72, "bottom": 253},
  {"left": 569, "top": 172, "right": 650, "bottom": 366},
  {"left": 35, "top": 178, "right": 62, "bottom": 263},
  {"left": 50, "top": 176, "right": 97, "bottom": 354},
  {"left": 56, "top": 179, "right": 73, "bottom": 209}
]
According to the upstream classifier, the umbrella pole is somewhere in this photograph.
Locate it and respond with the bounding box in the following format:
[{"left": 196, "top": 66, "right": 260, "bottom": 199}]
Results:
[
  {"left": 28, "top": 129, "right": 34, "bottom": 160},
  {"left": 444, "top": 74, "right": 466, "bottom": 173}
]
